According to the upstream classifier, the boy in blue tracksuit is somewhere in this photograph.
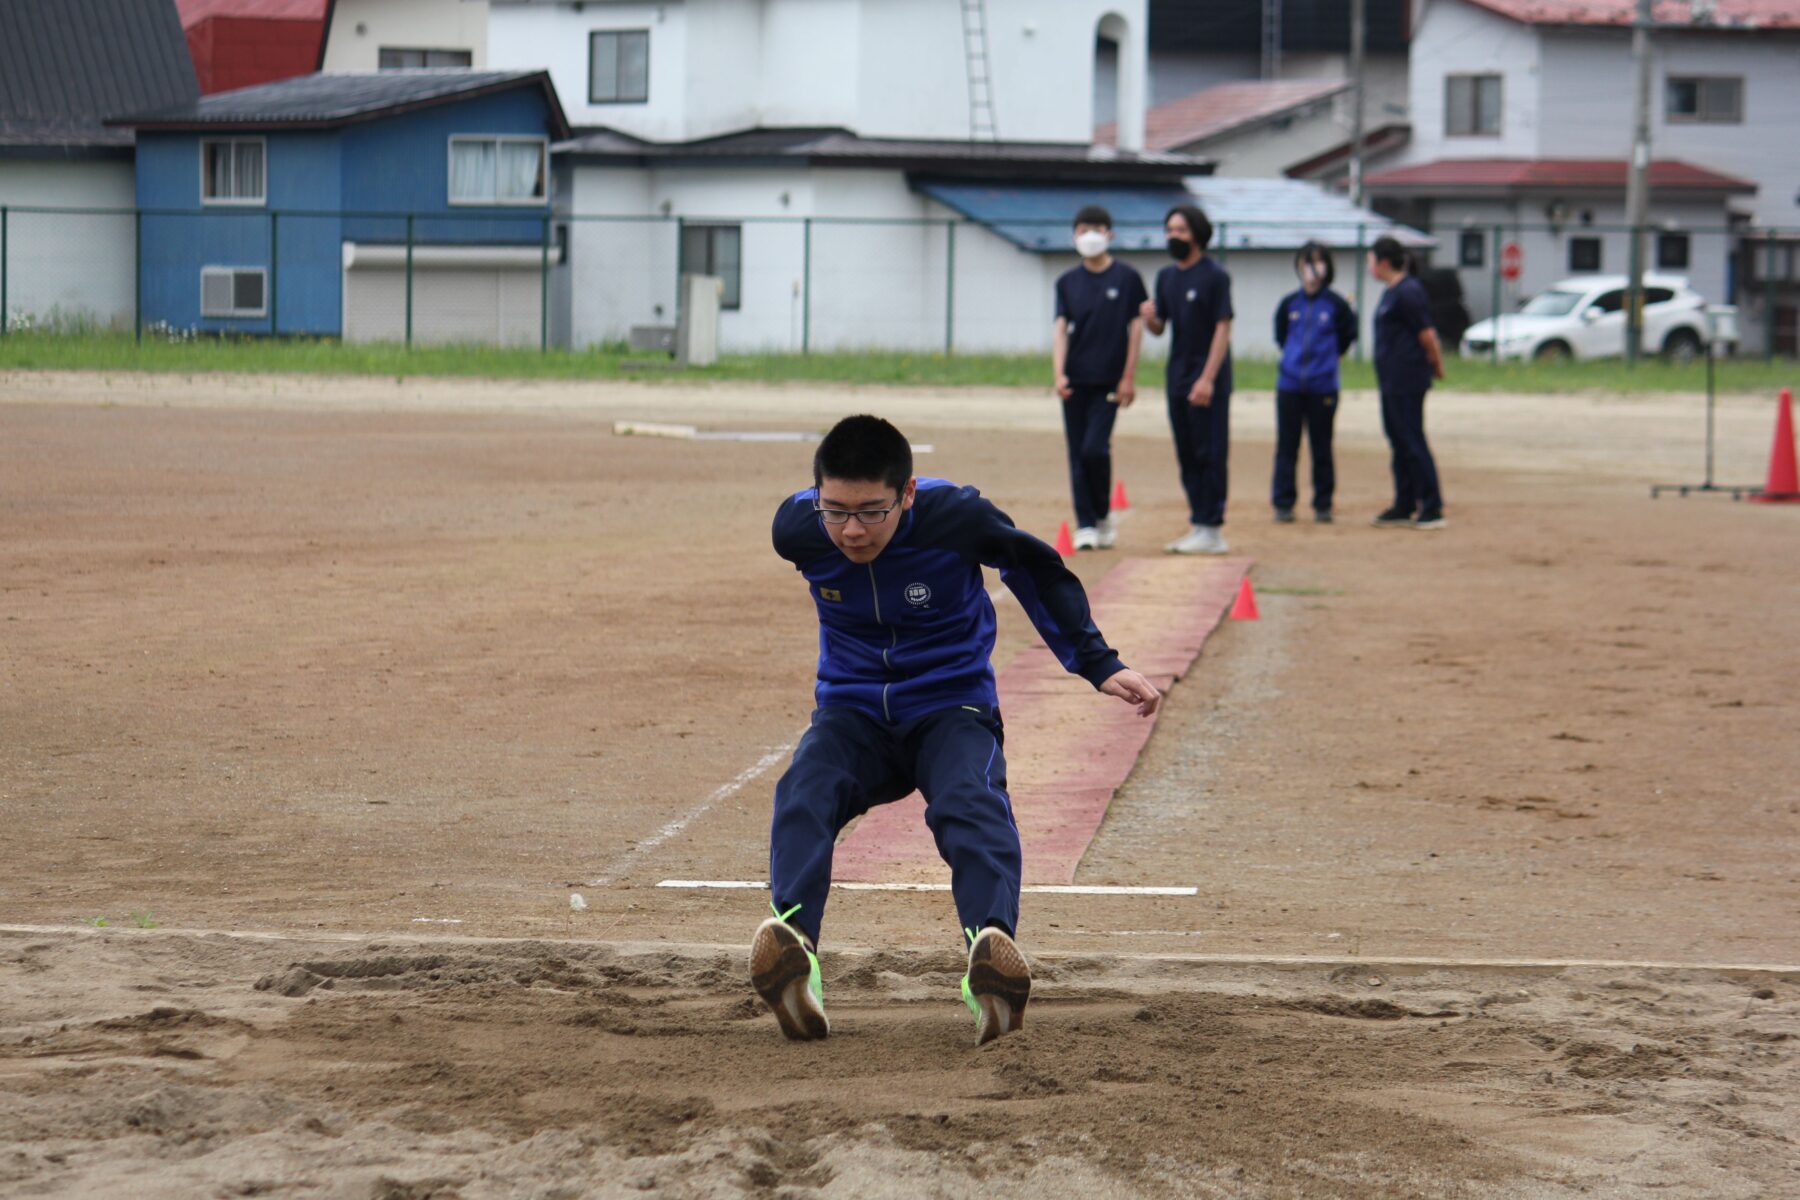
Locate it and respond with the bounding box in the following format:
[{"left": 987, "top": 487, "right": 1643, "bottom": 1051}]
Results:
[
  {"left": 751, "top": 415, "right": 1161, "bottom": 1047},
  {"left": 1271, "top": 242, "right": 1358, "bottom": 523}
]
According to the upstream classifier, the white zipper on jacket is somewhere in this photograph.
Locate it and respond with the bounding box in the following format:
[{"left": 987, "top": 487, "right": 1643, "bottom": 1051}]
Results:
[{"left": 869, "top": 562, "right": 895, "bottom": 720}]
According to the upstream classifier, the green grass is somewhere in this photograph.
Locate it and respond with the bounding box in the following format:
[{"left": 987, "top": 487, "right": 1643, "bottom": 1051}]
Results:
[{"left": 0, "top": 331, "right": 1791, "bottom": 394}]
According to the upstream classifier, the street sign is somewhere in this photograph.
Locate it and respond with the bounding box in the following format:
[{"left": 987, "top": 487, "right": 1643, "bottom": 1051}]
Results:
[{"left": 1500, "top": 241, "right": 1523, "bottom": 281}]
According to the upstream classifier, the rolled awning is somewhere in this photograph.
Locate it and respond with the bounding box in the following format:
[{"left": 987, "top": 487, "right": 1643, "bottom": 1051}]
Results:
[{"left": 341, "top": 242, "right": 564, "bottom": 269}]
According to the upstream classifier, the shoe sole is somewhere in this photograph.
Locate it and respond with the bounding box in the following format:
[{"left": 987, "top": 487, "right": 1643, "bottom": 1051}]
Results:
[
  {"left": 1370, "top": 518, "right": 1413, "bottom": 528},
  {"left": 1411, "top": 518, "right": 1446, "bottom": 531},
  {"left": 750, "top": 919, "right": 828, "bottom": 1041},
  {"left": 967, "top": 931, "right": 1032, "bottom": 1046}
]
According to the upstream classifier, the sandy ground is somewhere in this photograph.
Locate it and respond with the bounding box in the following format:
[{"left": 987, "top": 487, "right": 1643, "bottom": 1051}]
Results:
[{"left": 3, "top": 369, "right": 1798, "bottom": 1197}]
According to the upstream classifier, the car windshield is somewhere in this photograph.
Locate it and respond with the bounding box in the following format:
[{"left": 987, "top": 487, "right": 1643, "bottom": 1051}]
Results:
[{"left": 1520, "top": 289, "right": 1587, "bottom": 317}]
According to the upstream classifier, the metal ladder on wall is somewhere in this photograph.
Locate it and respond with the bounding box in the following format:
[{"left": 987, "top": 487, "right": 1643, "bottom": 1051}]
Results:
[{"left": 960, "top": 0, "right": 998, "bottom": 141}]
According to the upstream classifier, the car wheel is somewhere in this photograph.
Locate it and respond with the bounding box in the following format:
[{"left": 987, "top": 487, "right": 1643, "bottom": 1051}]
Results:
[
  {"left": 1533, "top": 340, "right": 1572, "bottom": 363},
  {"left": 1663, "top": 328, "right": 1703, "bottom": 365}
]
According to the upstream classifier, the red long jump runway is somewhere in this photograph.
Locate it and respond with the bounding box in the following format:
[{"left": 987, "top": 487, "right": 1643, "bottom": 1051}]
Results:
[{"left": 833, "top": 556, "right": 1251, "bottom": 886}]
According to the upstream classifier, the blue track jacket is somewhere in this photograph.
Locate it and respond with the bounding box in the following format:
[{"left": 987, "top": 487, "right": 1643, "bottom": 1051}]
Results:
[
  {"left": 773, "top": 478, "right": 1127, "bottom": 722},
  {"left": 1274, "top": 288, "right": 1358, "bottom": 394}
]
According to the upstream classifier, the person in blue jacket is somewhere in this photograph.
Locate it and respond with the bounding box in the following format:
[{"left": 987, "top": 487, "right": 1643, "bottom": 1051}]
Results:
[
  {"left": 1270, "top": 242, "right": 1358, "bottom": 523},
  {"left": 752, "top": 414, "right": 1162, "bottom": 1047}
]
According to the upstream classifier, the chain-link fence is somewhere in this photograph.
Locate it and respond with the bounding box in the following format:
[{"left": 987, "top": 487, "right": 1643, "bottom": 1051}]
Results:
[{"left": 4, "top": 205, "right": 1797, "bottom": 361}]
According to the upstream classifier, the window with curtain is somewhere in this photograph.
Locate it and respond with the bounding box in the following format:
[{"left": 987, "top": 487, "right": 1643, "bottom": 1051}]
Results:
[
  {"left": 1445, "top": 74, "right": 1502, "bottom": 137},
  {"left": 448, "top": 137, "right": 546, "bottom": 204},
  {"left": 679, "top": 224, "right": 742, "bottom": 310},
  {"left": 201, "top": 138, "right": 266, "bottom": 204},
  {"left": 590, "top": 30, "right": 650, "bottom": 103},
  {"left": 1666, "top": 76, "right": 1742, "bottom": 123}
]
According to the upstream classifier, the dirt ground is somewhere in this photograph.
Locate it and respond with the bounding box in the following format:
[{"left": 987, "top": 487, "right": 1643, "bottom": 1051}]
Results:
[{"left": 3, "top": 370, "right": 1798, "bottom": 1197}]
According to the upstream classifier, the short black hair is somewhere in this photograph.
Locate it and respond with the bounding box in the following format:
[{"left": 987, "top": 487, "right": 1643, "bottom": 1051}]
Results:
[
  {"left": 1073, "top": 204, "right": 1113, "bottom": 229},
  {"left": 1165, "top": 203, "right": 1213, "bottom": 249},
  {"left": 814, "top": 414, "right": 913, "bottom": 492},
  {"left": 1371, "top": 236, "right": 1409, "bottom": 270},
  {"left": 1295, "top": 240, "right": 1336, "bottom": 287}
]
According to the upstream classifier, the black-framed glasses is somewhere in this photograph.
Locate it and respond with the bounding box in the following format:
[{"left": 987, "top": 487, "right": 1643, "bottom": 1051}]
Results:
[{"left": 814, "top": 501, "right": 901, "bottom": 526}]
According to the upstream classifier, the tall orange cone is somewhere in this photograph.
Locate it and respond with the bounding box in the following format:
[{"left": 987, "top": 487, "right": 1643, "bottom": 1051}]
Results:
[
  {"left": 1053, "top": 521, "right": 1076, "bottom": 557},
  {"left": 1228, "top": 576, "right": 1259, "bottom": 620},
  {"left": 1752, "top": 387, "right": 1799, "bottom": 503},
  {"left": 1111, "top": 480, "right": 1131, "bottom": 511}
]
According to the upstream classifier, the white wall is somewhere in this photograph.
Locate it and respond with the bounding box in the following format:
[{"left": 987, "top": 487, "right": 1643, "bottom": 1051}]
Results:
[
  {"left": 322, "top": 0, "right": 489, "bottom": 71},
  {"left": 0, "top": 159, "right": 136, "bottom": 330},
  {"left": 494, "top": 0, "right": 1144, "bottom": 145},
  {"left": 1539, "top": 28, "right": 1800, "bottom": 228},
  {"left": 1404, "top": 0, "right": 1543, "bottom": 161}
]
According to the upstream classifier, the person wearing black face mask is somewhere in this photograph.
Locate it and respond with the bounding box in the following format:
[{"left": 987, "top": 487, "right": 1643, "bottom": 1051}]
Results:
[
  {"left": 1139, "top": 203, "right": 1234, "bottom": 555},
  {"left": 1271, "top": 243, "right": 1358, "bottom": 523}
]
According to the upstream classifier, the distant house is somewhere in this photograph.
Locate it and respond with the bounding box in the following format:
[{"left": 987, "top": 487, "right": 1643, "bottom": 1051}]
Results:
[
  {"left": 1095, "top": 80, "right": 1367, "bottom": 178},
  {"left": 0, "top": 0, "right": 198, "bottom": 331},
  {"left": 177, "top": 0, "right": 330, "bottom": 95},
  {"left": 112, "top": 70, "right": 569, "bottom": 344},
  {"left": 318, "top": 0, "right": 489, "bottom": 72},
  {"left": 1371, "top": 0, "right": 1799, "bottom": 352}
]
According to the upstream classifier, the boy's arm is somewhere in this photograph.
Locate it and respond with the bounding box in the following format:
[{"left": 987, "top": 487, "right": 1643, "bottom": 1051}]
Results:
[
  {"left": 1273, "top": 295, "right": 1289, "bottom": 348},
  {"left": 1189, "top": 320, "right": 1232, "bottom": 407},
  {"left": 1334, "top": 293, "right": 1359, "bottom": 356},
  {"left": 1118, "top": 317, "right": 1143, "bottom": 406},
  {"left": 1052, "top": 317, "right": 1073, "bottom": 398},
  {"left": 959, "top": 495, "right": 1158, "bottom": 713}
]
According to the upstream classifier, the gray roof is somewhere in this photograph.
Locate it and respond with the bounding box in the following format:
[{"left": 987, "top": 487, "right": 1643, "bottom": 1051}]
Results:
[
  {"left": 0, "top": 0, "right": 197, "bottom": 152},
  {"left": 558, "top": 126, "right": 1210, "bottom": 182},
  {"left": 1185, "top": 177, "right": 1434, "bottom": 250},
  {"left": 111, "top": 69, "right": 571, "bottom": 138}
]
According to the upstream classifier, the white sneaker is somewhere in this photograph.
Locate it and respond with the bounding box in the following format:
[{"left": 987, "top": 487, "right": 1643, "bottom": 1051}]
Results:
[
  {"left": 1073, "top": 526, "right": 1100, "bottom": 551},
  {"left": 1095, "top": 515, "right": 1117, "bottom": 549},
  {"left": 1167, "top": 525, "right": 1229, "bottom": 555}
]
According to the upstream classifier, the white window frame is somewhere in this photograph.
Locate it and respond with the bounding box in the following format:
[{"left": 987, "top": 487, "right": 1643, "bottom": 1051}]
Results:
[
  {"left": 445, "top": 135, "right": 549, "bottom": 207},
  {"left": 1445, "top": 73, "right": 1502, "bottom": 138},
  {"left": 589, "top": 29, "right": 650, "bottom": 104},
  {"left": 378, "top": 46, "right": 474, "bottom": 69},
  {"left": 199, "top": 137, "right": 267, "bottom": 207},
  {"left": 200, "top": 266, "right": 268, "bottom": 318}
]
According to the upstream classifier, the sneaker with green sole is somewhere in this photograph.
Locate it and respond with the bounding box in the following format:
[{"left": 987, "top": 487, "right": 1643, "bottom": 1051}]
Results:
[
  {"left": 750, "top": 905, "right": 827, "bottom": 1041},
  {"left": 961, "top": 926, "right": 1031, "bottom": 1046}
]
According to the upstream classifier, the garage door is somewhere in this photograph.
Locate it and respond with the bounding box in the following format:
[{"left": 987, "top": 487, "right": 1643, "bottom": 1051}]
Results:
[{"left": 341, "top": 242, "right": 550, "bottom": 346}]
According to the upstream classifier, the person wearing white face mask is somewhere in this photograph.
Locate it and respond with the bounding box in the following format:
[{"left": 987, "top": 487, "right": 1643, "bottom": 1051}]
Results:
[
  {"left": 1271, "top": 242, "right": 1358, "bottom": 523},
  {"left": 1052, "top": 205, "right": 1147, "bottom": 551}
]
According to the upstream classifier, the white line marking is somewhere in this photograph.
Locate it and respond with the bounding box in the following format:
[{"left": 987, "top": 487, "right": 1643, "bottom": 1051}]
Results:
[
  {"left": 5, "top": 925, "right": 1793, "bottom": 975},
  {"left": 655, "top": 880, "right": 1197, "bottom": 896},
  {"left": 586, "top": 743, "right": 794, "bottom": 886}
]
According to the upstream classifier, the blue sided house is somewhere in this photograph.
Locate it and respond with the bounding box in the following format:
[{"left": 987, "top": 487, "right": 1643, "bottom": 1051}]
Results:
[{"left": 112, "top": 70, "right": 569, "bottom": 344}]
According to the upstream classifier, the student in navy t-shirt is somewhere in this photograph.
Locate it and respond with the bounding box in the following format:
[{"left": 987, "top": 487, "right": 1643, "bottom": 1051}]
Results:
[
  {"left": 1271, "top": 242, "right": 1358, "bottom": 523},
  {"left": 1367, "top": 236, "right": 1447, "bottom": 530},
  {"left": 1052, "top": 204, "right": 1147, "bottom": 551},
  {"left": 1140, "top": 203, "right": 1233, "bottom": 555}
]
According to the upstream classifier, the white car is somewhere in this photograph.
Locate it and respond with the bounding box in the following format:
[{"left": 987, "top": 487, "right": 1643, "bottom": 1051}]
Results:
[{"left": 1461, "top": 273, "right": 1722, "bottom": 363}]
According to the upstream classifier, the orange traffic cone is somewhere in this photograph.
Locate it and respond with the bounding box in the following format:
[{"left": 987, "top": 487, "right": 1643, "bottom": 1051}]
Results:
[
  {"left": 1752, "top": 387, "right": 1799, "bottom": 503},
  {"left": 1111, "top": 480, "right": 1131, "bottom": 511},
  {"left": 1228, "top": 576, "right": 1259, "bottom": 620},
  {"left": 1053, "top": 521, "right": 1076, "bottom": 557}
]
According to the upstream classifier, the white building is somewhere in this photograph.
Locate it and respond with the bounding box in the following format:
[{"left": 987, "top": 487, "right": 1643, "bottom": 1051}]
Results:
[
  {"left": 320, "top": 0, "right": 490, "bottom": 71},
  {"left": 1369, "top": 0, "right": 1798, "bottom": 353},
  {"left": 483, "top": 0, "right": 1418, "bottom": 357},
  {"left": 0, "top": 1, "right": 199, "bottom": 333}
]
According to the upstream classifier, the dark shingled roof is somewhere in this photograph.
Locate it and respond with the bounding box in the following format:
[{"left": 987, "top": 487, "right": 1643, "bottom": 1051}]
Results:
[
  {"left": 110, "top": 69, "right": 572, "bottom": 139},
  {"left": 557, "top": 126, "right": 1210, "bottom": 182},
  {"left": 0, "top": 0, "right": 198, "bottom": 153}
]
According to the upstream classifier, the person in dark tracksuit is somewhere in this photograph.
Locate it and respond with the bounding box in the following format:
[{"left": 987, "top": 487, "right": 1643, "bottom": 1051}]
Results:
[
  {"left": 1140, "top": 203, "right": 1234, "bottom": 555},
  {"left": 1367, "top": 236, "right": 1448, "bottom": 530},
  {"left": 750, "top": 415, "right": 1162, "bottom": 1047},
  {"left": 1271, "top": 242, "right": 1358, "bottom": 524},
  {"left": 1053, "top": 204, "right": 1147, "bottom": 551}
]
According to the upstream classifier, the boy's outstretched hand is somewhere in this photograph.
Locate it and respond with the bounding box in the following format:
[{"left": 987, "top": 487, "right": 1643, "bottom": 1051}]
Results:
[{"left": 1101, "top": 669, "right": 1162, "bottom": 717}]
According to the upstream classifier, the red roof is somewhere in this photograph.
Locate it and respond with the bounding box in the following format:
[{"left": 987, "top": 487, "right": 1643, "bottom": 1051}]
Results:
[
  {"left": 1096, "top": 79, "right": 1349, "bottom": 151},
  {"left": 1464, "top": 0, "right": 1800, "bottom": 29},
  {"left": 1364, "top": 157, "right": 1757, "bottom": 192},
  {"left": 176, "top": 0, "right": 326, "bottom": 24}
]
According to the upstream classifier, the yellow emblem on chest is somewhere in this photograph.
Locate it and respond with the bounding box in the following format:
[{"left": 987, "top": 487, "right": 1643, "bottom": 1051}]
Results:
[{"left": 819, "top": 587, "right": 843, "bottom": 602}]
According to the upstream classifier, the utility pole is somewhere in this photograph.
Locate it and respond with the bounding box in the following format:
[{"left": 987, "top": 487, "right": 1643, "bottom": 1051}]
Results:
[
  {"left": 1262, "top": 0, "right": 1282, "bottom": 80},
  {"left": 1623, "top": 0, "right": 1654, "bottom": 364},
  {"left": 1349, "top": 0, "right": 1366, "bottom": 205}
]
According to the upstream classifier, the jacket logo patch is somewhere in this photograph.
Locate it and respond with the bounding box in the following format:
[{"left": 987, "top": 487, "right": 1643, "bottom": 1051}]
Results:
[
  {"left": 904, "top": 582, "right": 931, "bottom": 606},
  {"left": 819, "top": 587, "right": 842, "bottom": 602},
  {"left": 1186, "top": 289, "right": 1197, "bottom": 301},
  {"left": 1105, "top": 287, "right": 1119, "bottom": 300}
]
